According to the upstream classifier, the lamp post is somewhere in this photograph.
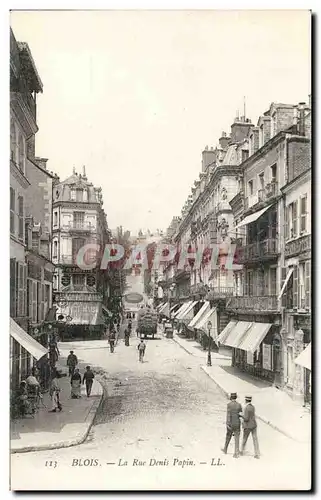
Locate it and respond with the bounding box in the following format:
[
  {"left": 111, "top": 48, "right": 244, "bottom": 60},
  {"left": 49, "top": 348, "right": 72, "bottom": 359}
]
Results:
[{"left": 207, "top": 320, "right": 212, "bottom": 367}]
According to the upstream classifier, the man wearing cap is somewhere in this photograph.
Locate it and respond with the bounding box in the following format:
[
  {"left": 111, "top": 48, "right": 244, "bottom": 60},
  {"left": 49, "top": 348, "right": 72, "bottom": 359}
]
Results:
[
  {"left": 241, "top": 396, "right": 260, "bottom": 459},
  {"left": 221, "top": 392, "right": 242, "bottom": 458}
]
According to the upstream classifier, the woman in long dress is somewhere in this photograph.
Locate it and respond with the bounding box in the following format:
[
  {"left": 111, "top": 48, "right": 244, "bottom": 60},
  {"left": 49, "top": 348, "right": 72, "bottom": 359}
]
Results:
[{"left": 70, "top": 368, "right": 82, "bottom": 399}]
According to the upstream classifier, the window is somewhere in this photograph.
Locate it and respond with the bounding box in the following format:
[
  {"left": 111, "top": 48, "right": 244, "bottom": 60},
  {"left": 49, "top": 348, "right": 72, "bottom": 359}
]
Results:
[
  {"left": 271, "top": 164, "right": 277, "bottom": 183},
  {"left": 18, "top": 196, "right": 24, "bottom": 240},
  {"left": 10, "top": 119, "right": 16, "bottom": 162},
  {"left": 17, "top": 263, "right": 26, "bottom": 317},
  {"left": 285, "top": 201, "right": 298, "bottom": 240},
  {"left": 18, "top": 133, "right": 25, "bottom": 173},
  {"left": 70, "top": 188, "right": 76, "bottom": 201},
  {"left": 247, "top": 270, "right": 253, "bottom": 296},
  {"left": 242, "top": 150, "right": 249, "bottom": 163},
  {"left": 53, "top": 212, "right": 58, "bottom": 227},
  {"left": 53, "top": 241, "right": 58, "bottom": 258},
  {"left": 76, "top": 189, "right": 83, "bottom": 202},
  {"left": 72, "top": 238, "right": 86, "bottom": 260},
  {"left": 305, "top": 261, "right": 311, "bottom": 309},
  {"left": 72, "top": 274, "right": 85, "bottom": 289},
  {"left": 73, "top": 211, "right": 85, "bottom": 228},
  {"left": 293, "top": 266, "right": 299, "bottom": 308},
  {"left": 32, "top": 281, "right": 37, "bottom": 322},
  {"left": 256, "top": 269, "right": 264, "bottom": 295},
  {"left": 10, "top": 258, "right": 16, "bottom": 317},
  {"left": 248, "top": 180, "right": 254, "bottom": 195},
  {"left": 300, "top": 195, "right": 307, "bottom": 233},
  {"left": 10, "top": 187, "right": 15, "bottom": 234},
  {"left": 270, "top": 268, "right": 277, "bottom": 295}
]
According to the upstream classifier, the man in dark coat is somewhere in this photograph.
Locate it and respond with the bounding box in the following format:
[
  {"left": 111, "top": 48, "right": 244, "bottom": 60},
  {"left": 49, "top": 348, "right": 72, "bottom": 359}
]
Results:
[
  {"left": 67, "top": 351, "right": 78, "bottom": 377},
  {"left": 240, "top": 396, "right": 260, "bottom": 459},
  {"left": 221, "top": 392, "right": 242, "bottom": 458},
  {"left": 83, "top": 366, "right": 95, "bottom": 397}
]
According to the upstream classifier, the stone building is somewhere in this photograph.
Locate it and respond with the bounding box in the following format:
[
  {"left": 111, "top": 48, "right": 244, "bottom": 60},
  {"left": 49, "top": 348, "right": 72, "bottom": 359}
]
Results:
[
  {"left": 10, "top": 29, "right": 50, "bottom": 388},
  {"left": 52, "top": 167, "right": 110, "bottom": 338}
]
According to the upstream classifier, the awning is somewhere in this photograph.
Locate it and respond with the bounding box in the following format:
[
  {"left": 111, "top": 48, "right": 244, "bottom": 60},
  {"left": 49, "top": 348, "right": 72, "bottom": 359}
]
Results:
[
  {"left": 180, "top": 301, "right": 198, "bottom": 322},
  {"left": 235, "top": 204, "right": 272, "bottom": 230},
  {"left": 278, "top": 268, "right": 294, "bottom": 300},
  {"left": 65, "top": 302, "right": 102, "bottom": 325},
  {"left": 295, "top": 343, "right": 311, "bottom": 370},
  {"left": 188, "top": 301, "right": 210, "bottom": 329},
  {"left": 195, "top": 307, "right": 217, "bottom": 333},
  {"left": 217, "top": 321, "right": 252, "bottom": 348},
  {"left": 238, "top": 322, "right": 272, "bottom": 353},
  {"left": 158, "top": 302, "right": 168, "bottom": 314},
  {"left": 157, "top": 302, "right": 165, "bottom": 311},
  {"left": 10, "top": 318, "right": 48, "bottom": 361},
  {"left": 170, "top": 303, "right": 180, "bottom": 313},
  {"left": 172, "top": 302, "right": 189, "bottom": 319},
  {"left": 44, "top": 306, "right": 57, "bottom": 322},
  {"left": 176, "top": 301, "right": 193, "bottom": 320}
]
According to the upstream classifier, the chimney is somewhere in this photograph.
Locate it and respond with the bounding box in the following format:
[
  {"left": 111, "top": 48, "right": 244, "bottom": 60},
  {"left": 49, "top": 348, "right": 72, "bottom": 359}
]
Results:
[
  {"left": 34, "top": 157, "right": 48, "bottom": 170},
  {"left": 298, "top": 102, "right": 306, "bottom": 136},
  {"left": 82, "top": 165, "right": 87, "bottom": 180},
  {"left": 219, "top": 131, "right": 230, "bottom": 151},
  {"left": 202, "top": 146, "right": 216, "bottom": 172},
  {"left": 249, "top": 127, "right": 260, "bottom": 154},
  {"left": 230, "top": 116, "right": 253, "bottom": 144}
]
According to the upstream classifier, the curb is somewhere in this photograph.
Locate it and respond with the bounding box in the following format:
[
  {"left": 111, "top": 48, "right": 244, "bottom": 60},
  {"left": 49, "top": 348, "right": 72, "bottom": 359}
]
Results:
[
  {"left": 11, "top": 379, "right": 104, "bottom": 454},
  {"left": 172, "top": 335, "right": 196, "bottom": 357},
  {"left": 200, "top": 365, "right": 307, "bottom": 443}
]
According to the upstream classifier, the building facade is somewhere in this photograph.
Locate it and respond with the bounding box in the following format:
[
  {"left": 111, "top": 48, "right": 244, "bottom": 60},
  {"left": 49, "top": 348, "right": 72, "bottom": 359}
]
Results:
[{"left": 10, "top": 29, "right": 53, "bottom": 389}]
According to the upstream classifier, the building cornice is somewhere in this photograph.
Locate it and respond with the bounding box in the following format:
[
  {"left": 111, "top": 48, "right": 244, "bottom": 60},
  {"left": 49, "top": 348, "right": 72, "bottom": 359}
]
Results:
[
  {"left": 281, "top": 168, "right": 311, "bottom": 194},
  {"left": 10, "top": 160, "right": 31, "bottom": 188}
]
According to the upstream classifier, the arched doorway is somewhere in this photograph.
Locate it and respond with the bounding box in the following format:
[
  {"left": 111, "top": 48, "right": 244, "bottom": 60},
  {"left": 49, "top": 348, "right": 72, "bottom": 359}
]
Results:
[{"left": 272, "top": 334, "right": 282, "bottom": 387}]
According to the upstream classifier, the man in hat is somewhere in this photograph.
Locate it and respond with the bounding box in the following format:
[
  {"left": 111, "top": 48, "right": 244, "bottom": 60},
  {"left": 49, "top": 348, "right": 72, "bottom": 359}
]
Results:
[
  {"left": 67, "top": 350, "right": 78, "bottom": 377},
  {"left": 240, "top": 396, "right": 260, "bottom": 459},
  {"left": 221, "top": 392, "right": 242, "bottom": 458}
]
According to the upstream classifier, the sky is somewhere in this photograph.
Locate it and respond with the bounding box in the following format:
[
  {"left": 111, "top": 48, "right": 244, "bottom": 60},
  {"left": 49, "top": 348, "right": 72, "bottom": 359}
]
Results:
[{"left": 10, "top": 10, "right": 311, "bottom": 235}]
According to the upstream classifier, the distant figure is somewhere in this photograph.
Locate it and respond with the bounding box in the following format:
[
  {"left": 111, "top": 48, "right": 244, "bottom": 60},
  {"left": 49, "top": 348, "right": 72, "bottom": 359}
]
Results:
[
  {"left": 67, "top": 351, "right": 78, "bottom": 377},
  {"left": 17, "top": 381, "right": 32, "bottom": 416},
  {"left": 221, "top": 392, "right": 242, "bottom": 458},
  {"left": 124, "top": 328, "right": 130, "bottom": 346},
  {"left": 128, "top": 320, "right": 132, "bottom": 332},
  {"left": 83, "top": 366, "right": 95, "bottom": 397},
  {"left": 49, "top": 370, "right": 62, "bottom": 413},
  {"left": 138, "top": 339, "right": 146, "bottom": 363},
  {"left": 70, "top": 368, "right": 82, "bottom": 399},
  {"left": 241, "top": 396, "right": 260, "bottom": 459}
]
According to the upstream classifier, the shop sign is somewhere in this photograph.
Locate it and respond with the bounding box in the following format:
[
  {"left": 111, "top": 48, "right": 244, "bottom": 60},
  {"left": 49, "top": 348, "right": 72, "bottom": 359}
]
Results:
[{"left": 262, "top": 344, "right": 272, "bottom": 370}]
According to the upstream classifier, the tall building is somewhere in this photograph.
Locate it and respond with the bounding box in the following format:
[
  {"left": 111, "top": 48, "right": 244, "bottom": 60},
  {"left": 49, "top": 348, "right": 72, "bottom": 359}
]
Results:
[
  {"left": 52, "top": 167, "right": 110, "bottom": 339},
  {"left": 10, "top": 28, "right": 50, "bottom": 388}
]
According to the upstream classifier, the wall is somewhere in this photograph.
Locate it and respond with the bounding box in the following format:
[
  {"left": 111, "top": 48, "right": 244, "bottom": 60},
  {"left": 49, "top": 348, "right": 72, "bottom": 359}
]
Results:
[{"left": 287, "top": 139, "right": 311, "bottom": 183}]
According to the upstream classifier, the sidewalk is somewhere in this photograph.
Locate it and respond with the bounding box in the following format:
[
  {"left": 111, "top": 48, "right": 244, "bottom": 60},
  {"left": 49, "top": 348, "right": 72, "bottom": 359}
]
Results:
[
  {"left": 10, "top": 365, "right": 103, "bottom": 454},
  {"left": 173, "top": 332, "right": 311, "bottom": 443}
]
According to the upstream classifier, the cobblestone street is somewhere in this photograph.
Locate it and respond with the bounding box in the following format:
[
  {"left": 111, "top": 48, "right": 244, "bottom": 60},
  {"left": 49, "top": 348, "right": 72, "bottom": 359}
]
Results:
[{"left": 11, "top": 331, "right": 310, "bottom": 491}]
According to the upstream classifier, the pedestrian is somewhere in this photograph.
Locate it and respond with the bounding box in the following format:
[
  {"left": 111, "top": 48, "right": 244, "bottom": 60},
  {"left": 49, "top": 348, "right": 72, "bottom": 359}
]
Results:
[
  {"left": 49, "top": 370, "right": 62, "bottom": 413},
  {"left": 124, "top": 328, "right": 130, "bottom": 346},
  {"left": 240, "top": 396, "right": 260, "bottom": 459},
  {"left": 137, "top": 339, "right": 146, "bottom": 362},
  {"left": 17, "top": 381, "right": 33, "bottom": 416},
  {"left": 67, "top": 350, "right": 78, "bottom": 377},
  {"left": 128, "top": 320, "right": 132, "bottom": 332},
  {"left": 109, "top": 330, "right": 116, "bottom": 353},
  {"left": 83, "top": 366, "right": 95, "bottom": 397},
  {"left": 70, "top": 368, "right": 82, "bottom": 399},
  {"left": 221, "top": 392, "right": 242, "bottom": 458}
]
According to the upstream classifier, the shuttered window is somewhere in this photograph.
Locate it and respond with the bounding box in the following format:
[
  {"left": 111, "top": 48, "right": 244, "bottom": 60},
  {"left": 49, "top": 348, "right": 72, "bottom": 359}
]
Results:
[
  {"left": 281, "top": 267, "right": 287, "bottom": 307},
  {"left": 292, "top": 201, "right": 298, "bottom": 238},
  {"left": 305, "top": 261, "right": 310, "bottom": 309},
  {"left": 32, "top": 281, "right": 37, "bottom": 323},
  {"left": 270, "top": 268, "right": 277, "bottom": 295},
  {"left": 18, "top": 195, "right": 24, "bottom": 240},
  {"left": 284, "top": 205, "right": 289, "bottom": 240},
  {"left": 16, "top": 262, "right": 26, "bottom": 317},
  {"left": 293, "top": 266, "right": 299, "bottom": 308},
  {"left": 10, "top": 187, "right": 15, "bottom": 234}
]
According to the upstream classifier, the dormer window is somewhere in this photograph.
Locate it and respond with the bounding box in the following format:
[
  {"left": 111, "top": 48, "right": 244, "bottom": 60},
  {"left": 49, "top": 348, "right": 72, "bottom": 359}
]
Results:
[
  {"left": 70, "top": 188, "right": 76, "bottom": 201},
  {"left": 55, "top": 190, "right": 59, "bottom": 199},
  {"left": 76, "top": 189, "right": 83, "bottom": 202}
]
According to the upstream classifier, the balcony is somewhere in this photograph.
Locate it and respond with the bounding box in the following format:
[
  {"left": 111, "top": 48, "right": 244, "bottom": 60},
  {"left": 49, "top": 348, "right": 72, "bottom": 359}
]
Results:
[
  {"left": 63, "top": 222, "right": 96, "bottom": 233},
  {"left": 236, "top": 238, "right": 278, "bottom": 264},
  {"left": 226, "top": 295, "right": 278, "bottom": 312},
  {"left": 245, "top": 182, "right": 279, "bottom": 210},
  {"left": 206, "top": 286, "right": 234, "bottom": 300},
  {"left": 285, "top": 234, "right": 311, "bottom": 258},
  {"left": 190, "top": 283, "right": 208, "bottom": 297},
  {"left": 60, "top": 254, "right": 98, "bottom": 266}
]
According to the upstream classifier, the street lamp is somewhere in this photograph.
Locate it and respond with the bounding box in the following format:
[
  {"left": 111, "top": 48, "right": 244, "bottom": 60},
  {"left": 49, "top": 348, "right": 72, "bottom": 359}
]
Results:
[{"left": 207, "top": 320, "right": 212, "bottom": 367}]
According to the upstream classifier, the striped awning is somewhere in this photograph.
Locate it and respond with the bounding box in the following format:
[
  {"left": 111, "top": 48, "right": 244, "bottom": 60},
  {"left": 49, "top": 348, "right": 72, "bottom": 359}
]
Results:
[
  {"left": 172, "top": 302, "right": 189, "bottom": 319},
  {"left": 10, "top": 318, "right": 48, "bottom": 361},
  {"left": 238, "top": 322, "right": 272, "bottom": 353},
  {"left": 176, "top": 301, "right": 193, "bottom": 320},
  {"left": 180, "top": 301, "right": 198, "bottom": 322},
  {"left": 195, "top": 307, "right": 217, "bottom": 333}
]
